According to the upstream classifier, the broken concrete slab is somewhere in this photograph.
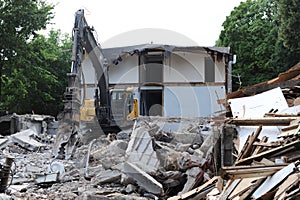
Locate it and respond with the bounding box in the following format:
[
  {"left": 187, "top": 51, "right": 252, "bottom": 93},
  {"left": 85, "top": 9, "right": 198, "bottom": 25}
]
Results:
[
  {"left": 0, "top": 138, "right": 8, "bottom": 149},
  {"left": 123, "top": 161, "right": 163, "bottom": 195},
  {"left": 180, "top": 167, "right": 203, "bottom": 194},
  {"left": 11, "top": 129, "right": 45, "bottom": 151},
  {"left": 25, "top": 165, "right": 43, "bottom": 173},
  {"left": 170, "top": 132, "right": 203, "bottom": 145},
  {"left": 91, "top": 169, "right": 122, "bottom": 185},
  {"left": 125, "top": 184, "right": 137, "bottom": 194},
  {"left": 9, "top": 183, "right": 30, "bottom": 193},
  {"left": 126, "top": 126, "right": 160, "bottom": 174},
  {"left": 47, "top": 161, "right": 65, "bottom": 179},
  {"left": 90, "top": 140, "right": 128, "bottom": 170},
  {"left": 35, "top": 172, "right": 59, "bottom": 185}
]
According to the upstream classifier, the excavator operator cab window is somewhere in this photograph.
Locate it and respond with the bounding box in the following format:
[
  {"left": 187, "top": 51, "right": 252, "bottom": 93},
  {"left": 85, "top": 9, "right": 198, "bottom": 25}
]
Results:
[{"left": 127, "top": 92, "right": 133, "bottom": 113}]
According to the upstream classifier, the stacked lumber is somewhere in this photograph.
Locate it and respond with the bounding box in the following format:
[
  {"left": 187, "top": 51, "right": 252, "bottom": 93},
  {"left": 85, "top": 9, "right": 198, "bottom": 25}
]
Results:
[{"left": 208, "top": 120, "right": 300, "bottom": 200}]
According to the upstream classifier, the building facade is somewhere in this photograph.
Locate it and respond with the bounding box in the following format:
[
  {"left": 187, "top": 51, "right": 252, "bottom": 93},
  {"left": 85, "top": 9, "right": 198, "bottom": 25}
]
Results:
[{"left": 82, "top": 44, "right": 232, "bottom": 117}]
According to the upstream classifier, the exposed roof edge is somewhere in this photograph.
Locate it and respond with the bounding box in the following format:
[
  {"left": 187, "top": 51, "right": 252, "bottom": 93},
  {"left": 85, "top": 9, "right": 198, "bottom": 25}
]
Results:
[{"left": 102, "top": 44, "right": 231, "bottom": 65}]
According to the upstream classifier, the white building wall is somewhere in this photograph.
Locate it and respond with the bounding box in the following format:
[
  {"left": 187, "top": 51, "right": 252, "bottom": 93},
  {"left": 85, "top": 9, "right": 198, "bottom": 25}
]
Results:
[
  {"left": 164, "top": 85, "right": 226, "bottom": 117},
  {"left": 215, "top": 57, "right": 226, "bottom": 82},
  {"left": 164, "top": 52, "right": 205, "bottom": 82},
  {"left": 108, "top": 55, "right": 139, "bottom": 84}
]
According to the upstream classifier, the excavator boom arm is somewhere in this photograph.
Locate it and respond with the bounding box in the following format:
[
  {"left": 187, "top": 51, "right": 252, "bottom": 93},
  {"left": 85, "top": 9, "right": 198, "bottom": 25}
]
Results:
[{"left": 52, "top": 9, "right": 111, "bottom": 159}]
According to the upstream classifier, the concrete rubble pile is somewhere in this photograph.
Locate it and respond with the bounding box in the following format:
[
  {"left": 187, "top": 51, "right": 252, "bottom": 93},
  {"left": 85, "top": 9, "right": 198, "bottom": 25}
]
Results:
[{"left": 0, "top": 115, "right": 226, "bottom": 199}]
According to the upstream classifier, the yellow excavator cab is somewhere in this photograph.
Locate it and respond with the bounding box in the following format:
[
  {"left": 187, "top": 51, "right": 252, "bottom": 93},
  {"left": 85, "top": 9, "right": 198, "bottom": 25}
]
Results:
[{"left": 80, "top": 89, "right": 138, "bottom": 123}]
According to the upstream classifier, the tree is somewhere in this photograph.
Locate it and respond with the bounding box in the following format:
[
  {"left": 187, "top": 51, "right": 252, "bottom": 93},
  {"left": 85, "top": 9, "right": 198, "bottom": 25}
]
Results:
[
  {"left": 275, "top": 0, "right": 300, "bottom": 68},
  {"left": 217, "top": 0, "right": 292, "bottom": 89},
  {"left": 0, "top": 0, "right": 54, "bottom": 106},
  {"left": 277, "top": 0, "right": 300, "bottom": 52},
  {"left": 2, "top": 30, "right": 72, "bottom": 116}
]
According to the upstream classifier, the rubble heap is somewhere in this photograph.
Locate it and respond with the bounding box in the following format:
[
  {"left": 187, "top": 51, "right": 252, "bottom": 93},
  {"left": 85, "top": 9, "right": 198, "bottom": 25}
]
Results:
[
  {"left": 206, "top": 119, "right": 300, "bottom": 200},
  {"left": 0, "top": 116, "right": 226, "bottom": 199}
]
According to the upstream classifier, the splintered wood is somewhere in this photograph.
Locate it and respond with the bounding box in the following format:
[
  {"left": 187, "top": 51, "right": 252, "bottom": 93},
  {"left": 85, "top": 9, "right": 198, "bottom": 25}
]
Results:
[{"left": 212, "top": 118, "right": 300, "bottom": 200}]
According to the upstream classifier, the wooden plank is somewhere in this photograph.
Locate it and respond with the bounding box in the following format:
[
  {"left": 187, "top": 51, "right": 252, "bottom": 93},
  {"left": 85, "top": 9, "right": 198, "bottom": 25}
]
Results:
[
  {"left": 229, "top": 117, "right": 297, "bottom": 126},
  {"left": 220, "top": 164, "right": 287, "bottom": 180},
  {"left": 235, "top": 126, "right": 262, "bottom": 162},
  {"left": 269, "top": 146, "right": 296, "bottom": 158},
  {"left": 274, "top": 173, "right": 299, "bottom": 199},
  {"left": 264, "top": 113, "right": 300, "bottom": 117},
  {"left": 228, "top": 177, "right": 264, "bottom": 199},
  {"left": 216, "top": 177, "right": 224, "bottom": 193},
  {"left": 253, "top": 141, "right": 280, "bottom": 148},
  {"left": 235, "top": 140, "right": 300, "bottom": 165},
  {"left": 239, "top": 178, "right": 265, "bottom": 199},
  {"left": 219, "top": 179, "right": 240, "bottom": 200},
  {"left": 167, "top": 176, "right": 219, "bottom": 200},
  {"left": 281, "top": 124, "right": 299, "bottom": 131},
  {"left": 252, "top": 136, "right": 268, "bottom": 155},
  {"left": 253, "top": 158, "right": 275, "bottom": 166},
  {"left": 252, "top": 163, "right": 296, "bottom": 199},
  {"left": 217, "top": 179, "right": 234, "bottom": 200},
  {"left": 279, "top": 123, "right": 300, "bottom": 137},
  {"left": 227, "top": 79, "right": 300, "bottom": 100}
]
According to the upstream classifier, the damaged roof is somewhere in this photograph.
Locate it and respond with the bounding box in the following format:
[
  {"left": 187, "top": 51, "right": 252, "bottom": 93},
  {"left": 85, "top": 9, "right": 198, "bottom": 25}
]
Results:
[
  {"left": 227, "top": 61, "right": 300, "bottom": 99},
  {"left": 102, "top": 44, "right": 231, "bottom": 66}
]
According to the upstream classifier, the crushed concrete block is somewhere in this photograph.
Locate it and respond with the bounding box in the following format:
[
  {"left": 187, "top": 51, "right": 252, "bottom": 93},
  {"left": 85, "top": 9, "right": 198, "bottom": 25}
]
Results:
[
  {"left": 0, "top": 138, "right": 8, "bottom": 149},
  {"left": 180, "top": 166, "right": 203, "bottom": 194},
  {"left": 101, "top": 155, "right": 126, "bottom": 170},
  {"left": 9, "top": 183, "right": 30, "bottom": 193},
  {"left": 170, "top": 132, "right": 203, "bottom": 145},
  {"left": 47, "top": 161, "right": 65, "bottom": 179},
  {"left": 11, "top": 129, "right": 45, "bottom": 151},
  {"left": 25, "top": 165, "right": 43, "bottom": 173},
  {"left": 121, "top": 173, "right": 136, "bottom": 186},
  {"left": 175, "top": 143, "right": 191, "bottom": 152},
  {"left": 193, "top": 149, "right": 204, "bottom": 158},
  {"left": 126, "top": 126, "right": 160, "bottom": 174},
  {"left": 91, "top": 140, "right": 128, "bottom": 170},
  {"left": 92, "top": 169, "right": 122, "bottom": 184},
  {"left": 155, "top": 141, "right": 182, "bottom": 170},
  {"left": 123, "top": 162, "right": 163, "bottom": 195},
  {"left": 116, "top": 129, "right": 131, "bottom": 140},
  {"left": 125, "top": 184, "right": 137, "bottom": 194},
  {"left": 108, "top": 140, "right": 128, "bottom": 155}
]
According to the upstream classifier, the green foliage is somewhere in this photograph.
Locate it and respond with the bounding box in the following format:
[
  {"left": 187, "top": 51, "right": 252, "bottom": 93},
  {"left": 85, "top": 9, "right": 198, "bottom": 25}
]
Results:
[
  {"left": 2, "top": 30, "right": 71, "bottom": 115},
  {"left": 217, "top": 0, "right": 297, "bottom": 90},
  {"left": 0, "top": 0, "right": 72, "bottom": 116},
  {"left": 0, "top": 0, "right": 53, "bottom": 62},
  {"left": 277, "top": 0, "right": 300, "bottom": 52},
  {"left": 275, "top": 0, "right": 300, "bottom": 69}
]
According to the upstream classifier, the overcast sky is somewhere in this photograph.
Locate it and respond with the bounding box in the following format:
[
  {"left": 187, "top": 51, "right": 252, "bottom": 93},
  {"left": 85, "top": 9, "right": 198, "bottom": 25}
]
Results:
[{"left": 45, "top": 0, "right": 245, "bottom": 48}]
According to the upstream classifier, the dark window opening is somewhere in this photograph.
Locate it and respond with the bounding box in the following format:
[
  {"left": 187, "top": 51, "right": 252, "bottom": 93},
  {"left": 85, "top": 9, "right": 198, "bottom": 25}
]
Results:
[{"left": 140, "top": 89, "right": 162, "bottom": 116}]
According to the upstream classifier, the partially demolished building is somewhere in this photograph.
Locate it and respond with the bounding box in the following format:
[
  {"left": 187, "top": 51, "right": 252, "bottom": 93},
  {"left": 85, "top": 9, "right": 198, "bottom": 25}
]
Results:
[
  {"left": 1, "top": 35, "right": 300, "bottom": 200},
  {"left": 83, "top": 44, "right": 232, "bottom": 117}
]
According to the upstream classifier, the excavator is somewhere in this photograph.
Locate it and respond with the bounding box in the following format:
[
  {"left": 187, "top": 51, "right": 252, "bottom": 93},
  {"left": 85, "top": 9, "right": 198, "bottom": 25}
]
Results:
[{"left": 53, "top": 9, "right": 138, "bottom": 159}]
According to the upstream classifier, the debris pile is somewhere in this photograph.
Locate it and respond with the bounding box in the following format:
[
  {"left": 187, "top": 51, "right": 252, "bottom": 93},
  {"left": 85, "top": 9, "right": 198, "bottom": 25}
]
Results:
[
  {"left": 0, "top": 116, "right": 227, "bottom": 199},
  {"left": 1, "top": 63, "right": 300, "bottom": 199},
  {"left": 206, "top": 119, "right": 300, "bottom": 200}
]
